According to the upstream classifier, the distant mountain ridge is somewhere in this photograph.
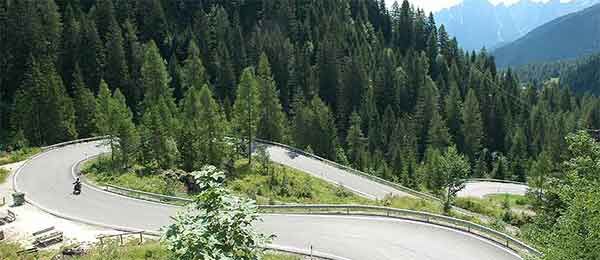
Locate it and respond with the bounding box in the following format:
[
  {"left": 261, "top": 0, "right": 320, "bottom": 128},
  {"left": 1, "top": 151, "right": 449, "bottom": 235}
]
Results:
[
  {"left": 435, "top": 0, "right": 600, "bottom": 51},
  {"left": 493, "top": 2, "right": 600, "bottom": 67}
]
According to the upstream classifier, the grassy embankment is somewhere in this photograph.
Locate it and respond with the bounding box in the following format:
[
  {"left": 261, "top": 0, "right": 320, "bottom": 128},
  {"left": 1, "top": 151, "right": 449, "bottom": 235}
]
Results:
[
  {"left": 83, "top": 156, "right": 537, "bottom": 232},
  {"left": 82, "top": 156, "right": 443, "bottom": 214},
  {"left": 0, "top": 147, "right": 41, "bottom": 166},
  {"left": 455, "top": 194, "right": 534, "bottom": 227},
  {"left": 0, "top": 241, "right": 300, "bottom": 260}
]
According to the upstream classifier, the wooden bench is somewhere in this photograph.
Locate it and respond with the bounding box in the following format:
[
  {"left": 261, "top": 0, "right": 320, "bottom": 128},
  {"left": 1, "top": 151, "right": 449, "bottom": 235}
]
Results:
[
  {"left": 33, "top": 226, "right": 63, "bottom": 247},
  {"left": 34, "top": 231, "right": 64, "bottom": 247},
  {"left": 16, "top": 247, "right": 38, "bottom": 255},
  {"left": 0, "top": 210, "right": 15, "bottom": 225}
]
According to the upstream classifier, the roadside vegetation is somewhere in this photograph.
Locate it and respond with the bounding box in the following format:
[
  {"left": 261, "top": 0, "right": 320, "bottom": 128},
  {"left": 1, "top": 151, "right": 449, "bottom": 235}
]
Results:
[
  {"left": 455, "top": 195, "right": 534, "bottom": 227},
  {"left": 82, "top": 155, "right": 444, "bottom": 214},
  {"left": 0, "top": 241, "right": 300, "bottom": 260},
  {"left": 0, "top": 168, "right": 10, "bottom": 184},
  {"left": 0, "top": 147, "right": 40, "bottom": 166}
]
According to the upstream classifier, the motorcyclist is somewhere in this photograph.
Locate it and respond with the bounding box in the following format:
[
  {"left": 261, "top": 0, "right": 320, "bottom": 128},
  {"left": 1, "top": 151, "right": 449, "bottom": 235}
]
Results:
[{"left": 73, "top": 177, "right": 81, "bottom": 194}]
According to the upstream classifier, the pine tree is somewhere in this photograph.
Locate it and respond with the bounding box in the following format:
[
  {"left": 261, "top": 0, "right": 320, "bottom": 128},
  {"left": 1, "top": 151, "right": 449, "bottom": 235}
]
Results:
[
  {"left": 140, "top": 97, "right": 179, "bottom": 169},
  {"left": 346, "top": 112, "right": 365, "bottom": 169},
  {"left": 256, "top": 53, "right": 286, "bottom": 142},
  {"left": 445, "top": 80, "right": 462, "bottom": 146},
  {"left": 461, "top": 89, "right": 483, "bottom": 161},
  {"left": 59, "top": 4, "right": 81, "bottom": 95},
  {"left": 427, "top": 106, "right": 451, "bottom": 151},
  {"left": 180, "top": 84, "right": 227, "bottom": 171},
  {"left": 141, "top": 40, "right": 175, "bottom": 113},
  {"left": 72, "top": 65, "right": 97, "bottom": 137},
  {"left": 95, "top": 80, "right": 113, "bottom": 135},
  {"left": 122, "top": 19, "right": 144, "bottom": 112},
  {"left": 104, "top": 16, "right": 129, "bottom": 93},
  {"left": 112, "top": 88, "right": 139, "bottom": 169},
  {"left": 80, "top": 18, "right": 104, "bottom": 92},
  {"left": 13, "top": 58, "right": 77, "bottom": 145},
  {"left": 232, "top": 67, "right": 260, "bottom": 164},
  {"left": 181, "top": 40, "right": 207, "bottom": 95},
  {"left": 414, "top": 76, "right": 439, "bottom": 158}
]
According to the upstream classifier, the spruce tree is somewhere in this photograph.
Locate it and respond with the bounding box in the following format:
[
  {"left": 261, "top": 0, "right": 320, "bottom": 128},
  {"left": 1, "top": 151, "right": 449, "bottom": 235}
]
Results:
[
  {"left": 59, "top": 4, "right": 81, "bottom": 95},
  {"left": 256, "top": 53, "right": 286, "bottom": 142},
  {"left": 181, "top": 40, "right": 207, "bottom": 96},
  {"left": 72, "top": 65, "right": 97, "bottom": 138},
  {"left": 141, "top": 40, "right": 176, "bottom": 113},
  {"left": 346, "top": 112, "right": 365, "bottom": 169},
  {"left": 13, "top": 58, "right": 77, "bottom": 145},
  {"left": 112, "top": 89, "right": 139, "bottom": 169},
  {"left": 104, "top": 16, "right": 129, "bottom": 94},
  {"left": 80, "top": 18, "right": 104, "bottom": 92},
  {"left": 95, "top": 80, "right": 113, "bottom": 136},
  {"left": 232, "top": 67, "right": 260, "bottom": 164},
  {"left": 461, "top": 89, "right": 483, "bottom": 161},
  {"left": 427, "top": 106, "right": 451, "bottom": 151},
  {"left": 180, "top": 84, "right": 227, "bottom": 171}
]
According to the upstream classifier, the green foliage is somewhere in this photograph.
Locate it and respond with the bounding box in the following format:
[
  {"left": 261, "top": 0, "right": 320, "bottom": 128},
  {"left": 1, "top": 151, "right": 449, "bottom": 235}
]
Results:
[
  {"left": 0, "top": 168, "right": 9, "bottom": 184},
  {"left": 461, "top": 89, "right": 483, "bottom": 162},
  {"left": 12, "top": 58, "right": 77, "bottom": 146},
  {"left": 439, "top": 146, "right": 471, "bottom": 212},
  {"left": 164, "top": 165, "right": 271, "bottom": 260},
  {"left": 0, "top": 147, "right": 41, "bottom": 166},
  {"left": 232, "top": 68, "right": 261, "bottom": 163},
  {"left": 256, "top": 53, "right": 287, "bottom": 143},
  {"left": 83, "top": 156, "right": 183, "bottom": 196},
  {"left": 179, "top": 84, "right": 228, "bottom": 171}
]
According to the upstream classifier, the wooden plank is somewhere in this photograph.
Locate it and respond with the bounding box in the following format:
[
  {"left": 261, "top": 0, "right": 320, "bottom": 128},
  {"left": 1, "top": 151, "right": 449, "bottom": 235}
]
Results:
[{"left": 32, "top": 226, "right": 54, "bottom": 236}]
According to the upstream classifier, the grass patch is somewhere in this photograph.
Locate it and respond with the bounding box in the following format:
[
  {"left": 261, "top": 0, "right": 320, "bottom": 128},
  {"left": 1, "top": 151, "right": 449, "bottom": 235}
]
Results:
[
  {"left": 0, "top": 147, "right": 41, "bottom": 166},
  {"left": 0, "top": 241, "right": 54, "bottom": 260},
  {"left": 0, "top": 168, "right": 9, "bottom": 184},
  {"left": 228, "top": 160, "right": 373, "bottom": 205},
  {"left": 82, "top": 156, "right": 444, "bottom": 214},
  {"left": 455, "top": 194, "right": 534, "bottom": 227},
  {"left": 82, "top": 156, "right": 187, "bottom": 197},
  {"left": 0, "top": 241, "right": 303, "bottom": 260}
]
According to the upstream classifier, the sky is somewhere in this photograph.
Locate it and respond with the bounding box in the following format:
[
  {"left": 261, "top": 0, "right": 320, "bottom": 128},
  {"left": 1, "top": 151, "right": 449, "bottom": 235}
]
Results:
[{"left": 385, "top": 0, "right": 574, "bottom": 13}]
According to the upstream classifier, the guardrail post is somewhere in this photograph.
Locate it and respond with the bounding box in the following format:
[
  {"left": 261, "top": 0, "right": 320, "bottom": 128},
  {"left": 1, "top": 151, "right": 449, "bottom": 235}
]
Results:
[
  {"left": 139, "top": 232, "right": 143, "bottom": 244},
  {"left": 120, "top": 234, "right": 123, "bottom": 245}
]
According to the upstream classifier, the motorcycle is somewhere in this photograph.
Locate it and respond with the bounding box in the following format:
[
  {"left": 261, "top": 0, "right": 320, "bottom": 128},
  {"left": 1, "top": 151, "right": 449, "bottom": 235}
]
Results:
[{"left": 73, "top": 181, "right": 81, "bottom": 195}]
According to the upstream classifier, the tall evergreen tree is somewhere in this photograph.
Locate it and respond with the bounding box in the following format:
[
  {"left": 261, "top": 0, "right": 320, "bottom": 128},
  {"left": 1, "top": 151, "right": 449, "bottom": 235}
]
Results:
[
  {"left": 104, "top": 16, "right": 129, "bottom": 93},
  {"left": 72, "top": 65, "right": 97, "bottom": 137},
  {"left": 180, "top": 84, "right": 227, "bottom": 171},
  {"left": 232, "top": 67, "right": 260, "bottom": 164},
  {"left": 181, "top": 40, "right": 207, "bottom": 96},
  {"left": 111, "top": 88, "right": 140, "bottom": 169},
  {"left": 13, "top": 58, "right": 77, "bottom": 146},
  {"left": 461, "top": 89, "right": 484, "bottom": 161},
  {"left": 256, "top": 53, "right": 286, "bottom": 142}
]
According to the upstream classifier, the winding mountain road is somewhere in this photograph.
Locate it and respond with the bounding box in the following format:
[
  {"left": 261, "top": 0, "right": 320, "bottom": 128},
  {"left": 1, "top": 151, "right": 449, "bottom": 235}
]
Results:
[{"left": 14, "top": 141, "right": 522, "bottom": 260}]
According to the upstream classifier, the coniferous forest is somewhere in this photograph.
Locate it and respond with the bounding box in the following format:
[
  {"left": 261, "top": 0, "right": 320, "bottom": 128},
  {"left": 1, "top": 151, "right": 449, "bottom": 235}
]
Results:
[{"left": 1, "top": 0, "right": 600, "bottom": 192}]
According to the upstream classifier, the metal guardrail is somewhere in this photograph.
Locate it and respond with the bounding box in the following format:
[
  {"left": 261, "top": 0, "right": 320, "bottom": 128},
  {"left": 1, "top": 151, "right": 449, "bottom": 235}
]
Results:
[
  {"left": 41, "top": 136, "right": 110, "bottom": 151},
  {"left": 254, "top": 139, "right": 441, "bottom": 202},
  {"left": 103, "top": 184, "right": 192, "bottom": 205},
  {"left": 98, "top": 231, "right": 145, "bottom": 245},
  {"left": 259, "top": 204, "right": 542, "bottom": 258},
  {"left": 99, "top": 184, "right": 540, "bottom": 258},
  {"left": 467, "top": 178, "right": 528, "bottom": 186}
]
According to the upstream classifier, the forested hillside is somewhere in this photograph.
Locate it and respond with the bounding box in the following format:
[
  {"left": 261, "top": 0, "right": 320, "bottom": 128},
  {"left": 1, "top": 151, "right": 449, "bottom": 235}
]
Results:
[
  {"left": 1, "top": 0, "right": 599, "bottom": 190},
  {"left": 515, "top": 53, "right": 600, "bottom": 95},
  {"left": 435, "top": 0, "right": 600, "bottom": 51},
  {"left": 493, "top": 2, "right": 600, "bottom": 67}
]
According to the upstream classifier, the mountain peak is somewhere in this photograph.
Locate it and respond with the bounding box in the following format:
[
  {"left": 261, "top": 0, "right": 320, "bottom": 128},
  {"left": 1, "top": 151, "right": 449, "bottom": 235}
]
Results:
[{"left": 435, "top": 0, "right": 600, "bottom": 51}]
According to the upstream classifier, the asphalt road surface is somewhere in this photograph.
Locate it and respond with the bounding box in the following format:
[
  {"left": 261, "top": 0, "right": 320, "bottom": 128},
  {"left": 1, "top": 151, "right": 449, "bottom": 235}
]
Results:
[
  {"left": 15, "top": 141, "right": 521, "bottom": 260},
  {"left": 459, "top": 181, "right": 529, "bottom": 198}
]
